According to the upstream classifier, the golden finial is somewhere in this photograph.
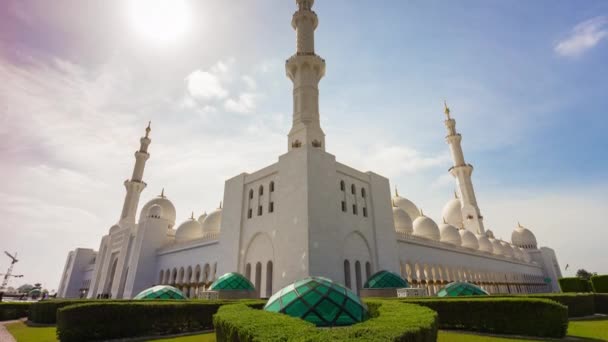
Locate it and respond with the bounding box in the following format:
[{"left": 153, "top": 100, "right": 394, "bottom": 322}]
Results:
[
  {"left": 160, "top": 188, "right": 165, "bottom": 198},
  {"left": 443, "top": 217, "right": 447, "bottom": 224},
  {"left": 392, "top": 199, "right": 396, "bottom": 207},
  {"left": 395, "top": 187, "right": 399, "bottom": 197},
  {"left": 454, "top": 190, "right": 458, "bottom": 199},
  {"left": 219, "top": 201, "right": 222, "bottom": 209},
  {"left": 419, "top": 208, "right": 424, "bottom": 216},
  {"left": 145, "top": 121, "right": 151, "bottom": 138},
  {"left": 190, "top": 212, "right": 195, "bottom": 220},
  {"left": 444, "top": 100, "right": 451, "bottom": 118},
  {"left": 518, "top": 221, "right": 523, "bottom": 228}
]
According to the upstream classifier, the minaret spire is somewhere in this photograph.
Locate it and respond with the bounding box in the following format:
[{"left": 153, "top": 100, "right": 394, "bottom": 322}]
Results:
[
  {"left": 286, "top": 0, "right": 326, "bottom": 151},
  {"left": 119, "top": 123, "right": 152, "bottom": 225},
  {"left": 443, "top": 104, "right": 485, "bottom": 234}
]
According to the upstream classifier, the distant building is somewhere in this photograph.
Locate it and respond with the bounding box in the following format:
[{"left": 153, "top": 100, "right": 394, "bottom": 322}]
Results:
[{"left": 57, "top": 0, "right": 561, "bottom": 300}]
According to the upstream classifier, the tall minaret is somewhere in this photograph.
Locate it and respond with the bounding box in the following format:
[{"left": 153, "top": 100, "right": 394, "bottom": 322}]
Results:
[
  {"left": 286, "top": 0, "right": 326, "bottom": 151},
  {"left": 119, "top": 122, "right": 151, "bottom": 226},
  {"left": 443, "top": 102, "right": 485, "bottom": 234}
]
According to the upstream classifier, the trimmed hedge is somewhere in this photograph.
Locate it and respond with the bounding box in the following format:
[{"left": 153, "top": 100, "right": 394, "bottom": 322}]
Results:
[
  {"left": 29, "top": 299, "right": 129, "bottom": 324},
  {"left": 56, "top": 300, "right": 265, "bottom": 342},
  {"left": 595, "top": 294, "right": 608, "bottom": 314},
  {"left": 0, "top": 302, "right": 31, "bottom": 321},
  {"left": 214, "top": 300, "right": 438, "bottom": 342},
  {"left": 559, "top": 277, "right": 593, "bottom": 292},
  {"left": 591, "top": 275, "right": 608, "bottom": 293},
  {"left": 401, "top": 297, "right": 568, "bottom": 338},
  {"left": 525, "top": 293, "right": 594, "bottom": 317}
]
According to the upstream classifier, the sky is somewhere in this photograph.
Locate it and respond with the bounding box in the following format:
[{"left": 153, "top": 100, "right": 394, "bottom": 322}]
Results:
[{"left": 0, "top": 0, "right": 607, "bottom": 291}]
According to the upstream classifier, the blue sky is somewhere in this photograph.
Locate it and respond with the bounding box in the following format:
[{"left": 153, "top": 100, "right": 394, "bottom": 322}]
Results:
[{"left": 0, "top": 0, "right": 606, "bottom": 290}]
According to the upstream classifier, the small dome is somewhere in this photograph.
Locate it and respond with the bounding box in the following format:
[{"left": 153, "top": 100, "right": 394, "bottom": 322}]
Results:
[
  {"left": 490, "top": 238, "right": 504, "bottom": 256},
  {"left": 209, "top": 272, "right": 255, "bottom": 291},
  {"left": 264, "top": 276, "right": 368, "bottom": 327},
  {"left": 202, "top": 207, "right": 222, "bottom": 233},
  {"left": 459, "top": 229, "right": 479, "bottom": 250},
  {"left": 148, "top": 204, "right": 163, "bottom": 218},
  {"left": 476, "top": 233, "right": 493, "bottom": 253},
  {"left": 439, "top": 222, "right": 462, "bottom": 246},
  {"left": 501, "top": 241, "right": 514, "bottom": 258},
  {"left": 441, "top": 197, "right": 462, "bottom": 227},
  {"left": 486, "top": 230, "right": 495, "bottom": 239},
  {"left": 393, "top": 207, "right": 413, "bottom": 233},
  {"left": 392, "top": 191, "right": 419, "bottom": 220},
  {"left": 412, "top": 214, "right": 440, "bottom": 241},
  {"left": 175, "top": 216, "right": 203, "bottom": 243},
  {"left": 511, "top": 223, "right": 538, "bottom": 249},
  {"left": 109, "top": 224, "right": 120, "bottom": 234},
  {"left": 363, "top": 270, "right": 409, "bottom": 289},
  {"left": 140, "top": 192, "right": 176, "bottom": 228},
  {"left": 197, "top": 212, "right": 207, "bottom": 225},
  {"left": 437, "top": 282, "right": 489, "bottom": 297},
  {"left": 134, "top": 285, "right": 186, "bottom": 300}
]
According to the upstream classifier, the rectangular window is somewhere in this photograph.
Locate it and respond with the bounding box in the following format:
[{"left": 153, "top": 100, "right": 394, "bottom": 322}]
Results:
[
  {"left": 341, "top": 201, "right": 346, "bottom": 212},
  {"left": 248, "top": 208, "right": 252, "bottom": 219},
  {"left": 363, "top": 207, "right": 368, "bottom": 217},
  {"left": 352, "top": 204, "right": 358, "bottom": 215},
  {"left": 258, "top": 205, "right": 263, "bottom": 216},
  {"left": 269, "top": 202, "right": 274, "bottom": 213}
]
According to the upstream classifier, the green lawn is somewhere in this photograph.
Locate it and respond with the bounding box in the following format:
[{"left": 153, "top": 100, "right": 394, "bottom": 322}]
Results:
[{"left": 4, "top": 318, "right": 608, "bottom": 341}]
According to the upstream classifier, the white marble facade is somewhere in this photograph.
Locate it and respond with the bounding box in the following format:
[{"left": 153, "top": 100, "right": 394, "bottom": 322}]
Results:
[{"left": 57, "top": 0, "right": 562, "bottom": 299}]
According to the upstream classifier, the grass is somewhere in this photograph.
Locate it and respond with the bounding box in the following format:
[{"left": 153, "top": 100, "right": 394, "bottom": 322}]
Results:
[
  {"left": 4, "top": 318, "right": 608, "bottom": 341},
  {"left": 5, "top": 322, "right": 57, "bottom": 342}
]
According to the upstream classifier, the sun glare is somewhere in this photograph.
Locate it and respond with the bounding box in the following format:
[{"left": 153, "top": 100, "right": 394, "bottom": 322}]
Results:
[{"left": 128, "top": 0, "right": 191, "bottom": 43}]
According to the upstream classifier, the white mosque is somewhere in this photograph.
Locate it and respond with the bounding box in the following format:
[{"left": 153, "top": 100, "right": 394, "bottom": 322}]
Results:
[{"left": 57, "top": 0, "right": 562, "bottom": 300}]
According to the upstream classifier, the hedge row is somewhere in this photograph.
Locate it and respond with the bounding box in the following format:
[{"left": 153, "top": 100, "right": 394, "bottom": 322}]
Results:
[
  {"left": 214, "top": 300, "right": 438, "bottom": 342},
  {"left": 400, "top": 297, "right": 568, "bottom": 338},
  {"left": 524, "top": 293, "right": 594, "bottom": 317},
  {"left": 56, "top": 300, "right": 265, "bottom": 342},
  {"left": 559, "top": 277, "right": 593, "bottom": 292},
  {"left": 595, "top": 294, "right": 608, "bottom": 314},
  {"left": 591, "top": 275, "right": 608, "bottom": 293},
  {"left": 0, "top": 302, "right": 31, "bottom": 321},
  {"left": 29, "top": 299, "right": 132, "bottom": 324}
]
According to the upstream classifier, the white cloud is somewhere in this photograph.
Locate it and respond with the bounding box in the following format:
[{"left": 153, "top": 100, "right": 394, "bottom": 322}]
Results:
[
  {"left": 224, "top": 93, "right": 257, "bottom": 114},
  {"left": 186, "top": 70, "right": 228, "bottom": 100},
  {"left": 242, "top": 75, "right": 257, "bottom": 90},
  {"left": 555, "top": 16, "right": 608, "bottom": 57}
]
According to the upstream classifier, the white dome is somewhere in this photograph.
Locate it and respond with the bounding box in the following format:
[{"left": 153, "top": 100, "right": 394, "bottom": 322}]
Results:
[
  {"left": 441, "top": 197, "right": 462, "bottom": 227},
  {"left": 198, "top": 212, "right": 207, "bottom": 225},
  {"left": 490, "top": 238, "right": 504, "bottom": 256},
  {"left": 439, "top": 223, "right": 462, "bottom": 246},
  {"left": 109, "top": 224, "right": 120, "bottom": 234},
  {"left": 520, "top": 247, "right": 532, "bottom": 263},
  {"left": 148, "top": 204, "right": 163, "bottom": 218},
  {"left": 511, "top": 224, "right": 538, "bottom": 249},
  {"left": 412, "top": 215, "right": 440, "bottom": 241},
  {"left": 459, "top": 229, "right": 479, "bottom": 250},
  {"left": 140, "top": 194, "right": 176, "bottom": 228},
  {"left": 175, "top": 217, "right": 203, "bottom": 242},
  {"left": 393, "top": 207, "right": 413, "bottom": 233},
  {"left": 476, "top": 233, "right": 493, "bottom": 253},
  {"left": 486, "top": 229, "right": 495, "bottom": 239},
  {"left": 202, "top": 207, "right": 222, "bottom": 233},
  {"left": 501, "top": 241, "right": 514, "bottom": 258},
  {"left": 392, "top": 192, "right": 419, "bottom": 221}
]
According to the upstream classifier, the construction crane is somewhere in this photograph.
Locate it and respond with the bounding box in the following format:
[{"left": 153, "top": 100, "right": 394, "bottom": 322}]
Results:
[{"left": 1, "top": 251, "right": 23, "bottom": 291}]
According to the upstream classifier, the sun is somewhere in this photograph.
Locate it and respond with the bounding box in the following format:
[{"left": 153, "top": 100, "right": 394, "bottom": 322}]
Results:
[{"left": 128, "top": 0, "right": 191, "bottom": 43}]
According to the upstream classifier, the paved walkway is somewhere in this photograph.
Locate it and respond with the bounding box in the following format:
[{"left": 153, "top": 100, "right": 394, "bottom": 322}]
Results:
[{"left": 0, "top": 320, "right": 19, "bottom": 342}]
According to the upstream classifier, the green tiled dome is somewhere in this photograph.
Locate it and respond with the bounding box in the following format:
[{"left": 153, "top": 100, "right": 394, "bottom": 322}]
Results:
[
  {"left": 209, "top": 272, "right": 255, "bottom": 291},
  {"left": 134, "top": 285, "right": 186, "bottom": 300},
  {"left": 264, "top": 276, "right": 368, "bottom": 327},
  {"left": 437, "top": 282, "right": 489, "bottom": 297},
  {"left": 363, "top": 270, "right": 409, "bottom": 289}
]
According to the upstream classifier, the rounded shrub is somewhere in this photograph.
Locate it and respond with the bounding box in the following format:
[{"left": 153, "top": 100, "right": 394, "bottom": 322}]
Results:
[
  {"left": 558, "top": 277, "right": 593, "bottom": 292},
  {"left": 0, "top": 303, "right": 31, "bottom": 320},
  {"left": 591, "top": 275, "right": 608, "bottom": 293}
]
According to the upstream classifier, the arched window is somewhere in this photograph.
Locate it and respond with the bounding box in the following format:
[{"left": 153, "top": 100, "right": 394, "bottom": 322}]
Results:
[
  {"left": 351, "top": 184, "right": 356, "bottom": 195},
  {"left": 249, "top": 189, "right": 254, "bottom": 199},
  {"left": 255, "top": 262, "right": 262, "bottom": 298},
  {"left": 266, "top": 261, "right": 273, "bottom": 297},
  {"left": 270, "top": 181, "right": 275, "bottom": 192},
  {"left": 340, "top": 180, "right": 345, "bottom": 191},
  {"left": 259, "top": 185, "right": 264, "bottom": 196},
  {"left": 361, "top": 188, "right": 366, "bottom": 198},
  {"left": 245, "top": 263, "right": 252, "bottom": 281},
  {"left": 365, "top": 261, "right": 371, "bottom": 281},
  {"left": 355, "top": 261, "right": 362, "bottom": 294},
  {"left": 344, "top": 260, "right": 351, "bottom": 289}
]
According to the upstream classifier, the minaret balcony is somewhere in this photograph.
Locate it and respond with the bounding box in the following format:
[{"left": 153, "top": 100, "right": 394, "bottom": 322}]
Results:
[
  {"left": 285, "top": 54, "right": 326, "bottom": 81},
  {"left": 292, "top": 10, "right": 318, "bottom": 29}
]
